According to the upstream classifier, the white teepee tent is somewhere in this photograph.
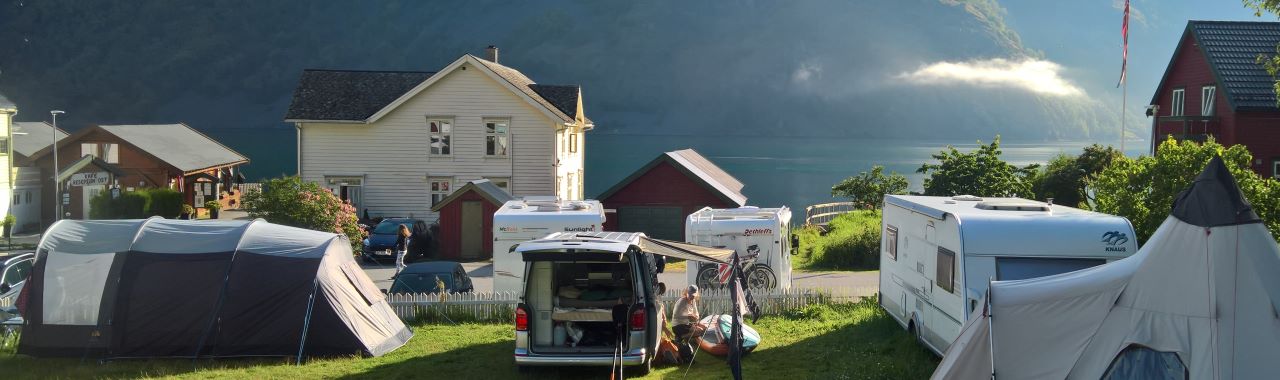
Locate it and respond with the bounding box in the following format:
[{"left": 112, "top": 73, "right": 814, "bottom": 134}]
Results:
[{"left": 933, "top": 157, "right": 1280, "bottom": 380}]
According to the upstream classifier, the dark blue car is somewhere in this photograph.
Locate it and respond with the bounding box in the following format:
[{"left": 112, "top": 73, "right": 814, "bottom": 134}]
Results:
[{"left": 362, "top": 218, "right": 431, "bottom": 264}]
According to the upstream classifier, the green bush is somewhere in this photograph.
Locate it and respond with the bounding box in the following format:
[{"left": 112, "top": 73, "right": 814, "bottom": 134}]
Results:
[
  {"left": 88, "top": 188, "right": 186, "bottom": 219},
  {"left": 794, "top": 210, "right": 882, "bottom": 270}
]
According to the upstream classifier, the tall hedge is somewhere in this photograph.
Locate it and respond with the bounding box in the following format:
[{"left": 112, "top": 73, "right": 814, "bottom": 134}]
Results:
[{"left": 88, "top": 188, "right": 186, "bottom": 219}]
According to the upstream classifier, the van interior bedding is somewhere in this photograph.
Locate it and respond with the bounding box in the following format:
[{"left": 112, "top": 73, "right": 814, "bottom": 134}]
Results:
[{"left": 531, "top": 261, "right": 636, "bottom": 350}]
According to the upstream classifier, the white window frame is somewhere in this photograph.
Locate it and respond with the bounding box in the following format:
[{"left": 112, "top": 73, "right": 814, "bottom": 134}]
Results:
[
  {"left": 1273, "top": 159, "right": 1280, "bottom": 179},
  {"left": 1171, "top": 88, "right": 1185, "bottom": 117},
  {"left": 81, "top": 143, "right": 99, "bottom": 159},
  {"left": 569, "top": 130, "right": 579, "bottom": 153},
  {"left": 427, "top": 118, "right": 453, "bottom": 156},
  {"left": 429, "top": 177, "right": 455, "bottom": 207},
  {"left": 79, "top": 143, "right": 119, "bottom": 163},
  {"left": 1201, "top": 86, "right": 1216, "bottom": 116},
  {"left": 484, "top": 118, "right": 510, "bottom": 157},
  {"left": 485, "top": 177, "right": 511, "bottom": 195}
]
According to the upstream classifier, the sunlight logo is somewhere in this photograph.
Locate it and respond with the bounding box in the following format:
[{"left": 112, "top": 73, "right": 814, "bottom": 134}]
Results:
[
  {"left": 564, "top": 225, "right": 596, "bottom": 232},
  {"left": 743, "top": 228, "right": 773, "bottom": 236}
]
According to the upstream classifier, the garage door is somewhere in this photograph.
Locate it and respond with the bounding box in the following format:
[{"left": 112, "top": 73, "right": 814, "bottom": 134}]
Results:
[{"left": 617, "top": 206, "right": 685, "bottom": 241}]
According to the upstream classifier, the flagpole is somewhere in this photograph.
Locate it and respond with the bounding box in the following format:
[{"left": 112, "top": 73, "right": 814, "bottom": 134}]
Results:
[{"left": 1122, "top": 79, "right": 1127, "bottom": 155}]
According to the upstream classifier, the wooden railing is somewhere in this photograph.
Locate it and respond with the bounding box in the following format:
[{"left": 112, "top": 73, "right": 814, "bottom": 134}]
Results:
[{"left": 804, "top": 201, "right": 859, "bottom": 227}]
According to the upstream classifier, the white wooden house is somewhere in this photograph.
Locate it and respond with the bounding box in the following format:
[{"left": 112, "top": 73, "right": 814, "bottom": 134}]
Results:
[
  {"left": 285, "top": 47, "right": 592, "bottom": 220},
  {"left": 0, "top": 92, "right": 14, "bottom": 229}
]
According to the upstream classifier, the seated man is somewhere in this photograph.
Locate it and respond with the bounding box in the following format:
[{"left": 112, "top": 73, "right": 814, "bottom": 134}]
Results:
[{"left": 670, "top": 285, "right": 705, "bottom": 362}]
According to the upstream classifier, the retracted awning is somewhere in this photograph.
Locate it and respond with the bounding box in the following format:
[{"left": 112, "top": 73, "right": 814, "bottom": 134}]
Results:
[{"left": 639, "top": 237, "right": 733, "bottom": 264}]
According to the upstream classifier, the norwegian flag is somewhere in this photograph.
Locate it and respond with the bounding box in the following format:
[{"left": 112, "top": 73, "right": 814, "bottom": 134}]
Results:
[{"left": 1117, "top": 0, "right": 1129, "bottom": 87}]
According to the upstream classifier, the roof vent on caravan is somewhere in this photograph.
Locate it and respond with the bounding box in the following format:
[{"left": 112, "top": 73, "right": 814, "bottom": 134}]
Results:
[
  {"left": 952, "top": 195, "right": 984, "bottom": 201},
  {"left": 975, "top": 201, "right": 1052, "bottom": 212}
]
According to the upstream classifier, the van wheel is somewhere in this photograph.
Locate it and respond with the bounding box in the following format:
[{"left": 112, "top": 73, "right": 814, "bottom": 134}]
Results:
[
  {"left": 516, "top": 365, "right": 530, "bottom": 374},
  {"left": 907, "top": 319, "right": 919, "bottom": 341},
  {"left": 634, "top": 357, "right": 652, "bottom": 375}
]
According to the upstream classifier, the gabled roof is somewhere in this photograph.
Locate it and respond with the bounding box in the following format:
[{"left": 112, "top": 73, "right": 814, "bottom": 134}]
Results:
[
  {"left": 1152, "top": 21, "right": 1280, "bottom": 111},
  {"left": 430, "top": 179, "right": 516, "bottom": 212},
  {"left": 0, "top": 90, "right": 14, "bottom": 111},
  {"left": 598, "top": 149, "right": 747, "bottom": 207},
  {"left": 284, "top": 70, "right": 435, "bottom": 122},
  {"left": 12, "top": 122, "right": 68, "bottom": 158},
  {"left": 285, "top": 54, "right": 592, "bottom": 125},
  {"left": 30, "top": 123, "right": 249, "bottom": 174}
]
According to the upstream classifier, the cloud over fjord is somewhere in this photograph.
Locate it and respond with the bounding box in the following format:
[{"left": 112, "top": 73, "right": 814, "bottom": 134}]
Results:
[{"left": 897, "top": 58, "right": 1086, "bottom": 97}]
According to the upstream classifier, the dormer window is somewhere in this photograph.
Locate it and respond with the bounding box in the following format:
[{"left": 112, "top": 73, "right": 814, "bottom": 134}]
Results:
[
  {"left": 1171, "top": 88, "right": 1185, "bottom": 116},
  {"left": 1201, "top": 86, "right": 1216, "bottom": 116}
]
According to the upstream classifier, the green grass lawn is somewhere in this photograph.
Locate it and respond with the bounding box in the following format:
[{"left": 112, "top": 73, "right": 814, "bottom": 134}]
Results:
[
  {"left": 0, "top": 299, "right": 938, "bottom": 379},
  {"left": 793, "top": 210, "right": 882, "bottom": 272}
]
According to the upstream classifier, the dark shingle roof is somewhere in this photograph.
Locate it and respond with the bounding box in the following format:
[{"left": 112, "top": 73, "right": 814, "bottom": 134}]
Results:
[
  {"left": 598, "top": 149, "right": 747, "bottom": 207},
  {"left": 1184, "top": 21, "right": 1280, "bottom": 111},
  {"left": 430, "top": 179, "right": 515, "bottom": 212},
  {"left": 472, "top": 56, "right": 592, "bottom": 124},
  {"left": 529, "top": 84, "right": 584, "bottom": 122},
  {"left": 285, "top": 70, "right": 434, "bottom": 121}
]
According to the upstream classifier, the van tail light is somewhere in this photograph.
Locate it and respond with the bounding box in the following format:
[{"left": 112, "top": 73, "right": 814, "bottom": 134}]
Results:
[
  {"left": 515, "top": 305, "right": 529, "bottom": 331},
  {"left": 630, "top": 306, "right": 646, "bottom": 331}
]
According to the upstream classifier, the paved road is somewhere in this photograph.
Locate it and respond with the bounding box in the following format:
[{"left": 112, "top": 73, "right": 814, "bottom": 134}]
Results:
[{"left": 362, "top": 261, "right": 877, "bottom": 297}]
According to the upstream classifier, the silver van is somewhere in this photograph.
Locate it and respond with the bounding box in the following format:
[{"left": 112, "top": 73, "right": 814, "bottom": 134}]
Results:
[{"left": 512, "top": 232, "right": 666, "bottom": 374}]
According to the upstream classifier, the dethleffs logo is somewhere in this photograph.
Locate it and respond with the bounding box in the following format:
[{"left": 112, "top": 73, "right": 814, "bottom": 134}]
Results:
[
  {"left": 743, "top": 228, "right": 773, "bottom": 236},
  {"left": 564, "top": 225, "right": 596, "bottom": 232},
  {"left": 1101, "top": 231, "right": 1129, "bottom": 252}
]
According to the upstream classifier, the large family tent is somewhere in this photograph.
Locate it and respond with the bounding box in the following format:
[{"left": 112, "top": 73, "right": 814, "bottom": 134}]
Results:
[
  {"left": 933, "top": 157, "right": 1280, "bottom": 379},
  {"left": 18, "top": 218, "right": 411, "bottom": 359}
]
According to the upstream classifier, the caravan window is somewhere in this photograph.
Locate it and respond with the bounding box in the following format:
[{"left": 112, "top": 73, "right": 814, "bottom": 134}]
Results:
[
  {"left": 1102, "top": 345, "right": 1186, "bottom": 380},
  {"left": 995, "top": 257, "right": 1106, "bottom": 281},
  {"left": 885, "top": 226, "right": 899, "bottom": 261},
  {"left": 936, "top": 247, "right": 955, "bottom": 293}
]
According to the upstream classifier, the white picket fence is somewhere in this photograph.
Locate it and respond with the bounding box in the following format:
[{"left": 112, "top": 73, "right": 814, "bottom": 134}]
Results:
[{"left": 386, "top": 286, "right": 875, "bottom": 323}]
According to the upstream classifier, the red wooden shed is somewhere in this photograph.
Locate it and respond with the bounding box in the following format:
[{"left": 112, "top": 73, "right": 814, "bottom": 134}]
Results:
[
  {"left": 431, "top": 179, "right": 514, "bottom": 260},
  {"left": 597, "top": 149, "right": 747, "bottom": 241}
]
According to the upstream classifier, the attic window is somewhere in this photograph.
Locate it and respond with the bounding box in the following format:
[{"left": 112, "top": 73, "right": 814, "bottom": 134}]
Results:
[
  {"left": 1171, "top": 88, "right": 1185, "bottom": 117},
  {"left": 1201, "top": 86, "right": 1216, "bottom": 116},
  {"left": 975, "top": 201, "right": 1051, "bottom": 212}
]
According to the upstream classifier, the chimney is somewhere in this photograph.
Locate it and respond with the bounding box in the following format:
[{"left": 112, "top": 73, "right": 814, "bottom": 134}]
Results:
[{"left": 485, "top": 45, "right": 499, "bottom": 63}]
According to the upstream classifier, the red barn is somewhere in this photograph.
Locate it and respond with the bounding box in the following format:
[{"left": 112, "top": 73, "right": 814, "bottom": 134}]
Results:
[
  {"left": 1149, "top": 21, "right": 1280, "bottom": 178},
  {"left": 598, "top": 149, "right": 747, "bottom": 241},
  {"left": 431, "top": 179, "right": 514, "bottom": 260}
]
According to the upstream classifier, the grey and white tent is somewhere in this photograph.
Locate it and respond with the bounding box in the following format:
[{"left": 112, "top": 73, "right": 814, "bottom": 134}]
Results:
[
  {"left": 18, "top": 218, "right": 411, "bottom": 359},
  {"left": 933, "top": 157, "right": 1280, "bottom": 379}
]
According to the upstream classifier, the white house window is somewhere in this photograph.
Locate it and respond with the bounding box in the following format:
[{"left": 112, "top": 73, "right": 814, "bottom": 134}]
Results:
[
  {"left": 429, "top": 177, "right": 454, "bottom": 206},
  {"left": 1171, "top": 89, "right": 1185, "bottom": 117},
  {"left": 485, "top": 119, "right": 509, "bottom": 157},
  {"left": 1273, "top": 159, "right": 1280, "bottom": 179},
  {"left": 0, "top": 137, "right": 8, "bottom": 155},
  {"left": 81, "top": 143, "right": 98, "bottom": 158},
  {"left": 485, "top": 177, "right": 511, "bottom": 194},
  {"left": 325, "top": 176, "right": 364, "bottom": 211},
  {"left": 569, "top": 131, "right": 579, "bottom": 153},
  {"left": 558, "top": 130, "right": 566, "bottom": 155},
  {"left": 428, "top": 118, "right": 453, "bottom": 156},
  {"left": 25, "top": 191, "right": 31, "bottom": 204},
  {"left": 1201, "top": 86, "right": 1216, "bottom": 116},
  {"left": 80, "top": 143, "right": 119, "bottom": 163}
]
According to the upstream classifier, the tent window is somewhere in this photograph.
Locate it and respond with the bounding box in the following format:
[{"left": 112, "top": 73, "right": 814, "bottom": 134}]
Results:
[
  {"left": 936, "top": 247, "right": 955, "bottom": 293},
  {"left": 340, "top": 261, "right": 383, "bottom": 306},
  {"left": 1102, "top": 345, "right": 1187, "bottom": 380}
]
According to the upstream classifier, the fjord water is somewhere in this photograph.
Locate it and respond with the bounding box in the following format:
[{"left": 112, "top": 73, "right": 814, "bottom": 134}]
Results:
[{"left": 585, "top": 134, "right": 1148, "bottom": 222}]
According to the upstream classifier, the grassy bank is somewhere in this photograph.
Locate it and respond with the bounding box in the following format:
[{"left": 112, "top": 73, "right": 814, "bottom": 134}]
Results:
[
  {"left": 1, "top": 298, "right": 938, "bottom": 379},
  {"left": 793, "top": 210, "right": 882, "bottom": 271}
]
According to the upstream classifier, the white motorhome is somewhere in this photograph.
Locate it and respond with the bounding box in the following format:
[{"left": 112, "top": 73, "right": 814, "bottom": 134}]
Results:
[
  {"left": 493, "top": 197, "right": 606, "bottom": 293},
  {"left": 685, "top": 206, "right": 794, "bottom": 290},
  {"left": 879, "top": 195, "right": 1137, "bottom": 355}
]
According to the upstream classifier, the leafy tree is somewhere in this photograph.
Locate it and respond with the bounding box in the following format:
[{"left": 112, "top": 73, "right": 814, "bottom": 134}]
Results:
[
  {"left": 1092, "top": 137, "right": 1280, "bottom": 242},
  {"left": 1031, "top": 144, "right": 1122, "bottom": 207},
  {"left": 1246, "top": 1, "right": 1280, "bottom": 105},
  {"left": 242, "top": 176, "right": 366, "bottom": 249},
  {"left": 917, "top": 136, "right": 1039, "bottom": 198},
  {"left": 831, "top": 166, "right": 908, "bottom": 208}
]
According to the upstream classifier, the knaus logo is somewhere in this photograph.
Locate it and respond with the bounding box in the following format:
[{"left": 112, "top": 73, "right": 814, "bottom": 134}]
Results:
[
  {"left": 1102, "top": 231, "right": 1129, "bottom": 252},
  {"left": 743, "top": 228, "right": 773, "bottom": 236},
  {"left": 564, "top": 225, "right": 596, "bottom": 232}
]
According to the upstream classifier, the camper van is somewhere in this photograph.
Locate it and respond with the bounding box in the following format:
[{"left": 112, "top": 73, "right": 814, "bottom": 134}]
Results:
[
  {"left": 685, "top": 206, "right": 793, "bottom": 290},
  {"left": 879, "top": 195, "right": 1137, "bottom": 355},
  {"left": 493, "top": 198, "right": 606, "bottom": 293}
]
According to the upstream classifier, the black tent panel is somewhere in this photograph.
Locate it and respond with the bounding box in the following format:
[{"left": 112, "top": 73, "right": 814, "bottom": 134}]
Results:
[
  {"left": 300, "top": 294, "right": 366, "bottom": 357},
  {"left": 110, "top": 251, "right": 233, "bottom": 358},
  {"left": 208, "top": 253, "right": 322, "bottom": 357}
]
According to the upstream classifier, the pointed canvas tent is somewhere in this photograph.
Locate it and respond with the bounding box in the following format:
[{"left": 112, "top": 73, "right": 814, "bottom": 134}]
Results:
[
  {"left": 933, "top": 157, "right": 1280, "bottom": 379},
  {"left": 17, "top": 218, "right": 411, "bottom": 359}
]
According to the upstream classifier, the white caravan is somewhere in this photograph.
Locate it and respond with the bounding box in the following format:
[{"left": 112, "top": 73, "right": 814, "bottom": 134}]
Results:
[
  {"left": 879, "top": 195, "right": 1137, "bottom": 355},
  {"left": 685, "top": 206, "right": 794, "bottom": 290},
  {"left": 493, "top": 197, "right": 606, "bottom": 293}
]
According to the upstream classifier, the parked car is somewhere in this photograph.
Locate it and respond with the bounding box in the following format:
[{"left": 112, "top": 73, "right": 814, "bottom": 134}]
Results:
[
  {"left": 388, "top": 261, "right": 474, "bottom": 294},
  {"left": 362, "top": 218, "right": 432, "bottom": 264},
  {"left": 1, "top": 252, "right": 34, "bottom": 316}
]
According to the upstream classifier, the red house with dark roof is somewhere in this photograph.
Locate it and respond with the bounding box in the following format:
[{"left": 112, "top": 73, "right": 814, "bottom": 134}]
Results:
[
  {"left": 1149, "top": 21, "right": 1280, "bottom": 178},
  {"left": 597, "top": 149, "right": 747, "bottom": 241}
]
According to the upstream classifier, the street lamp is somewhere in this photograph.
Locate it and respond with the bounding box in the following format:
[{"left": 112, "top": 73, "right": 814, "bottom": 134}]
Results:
[{"left": 50, "top": 110, "right": 64, "bottom": 221}]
